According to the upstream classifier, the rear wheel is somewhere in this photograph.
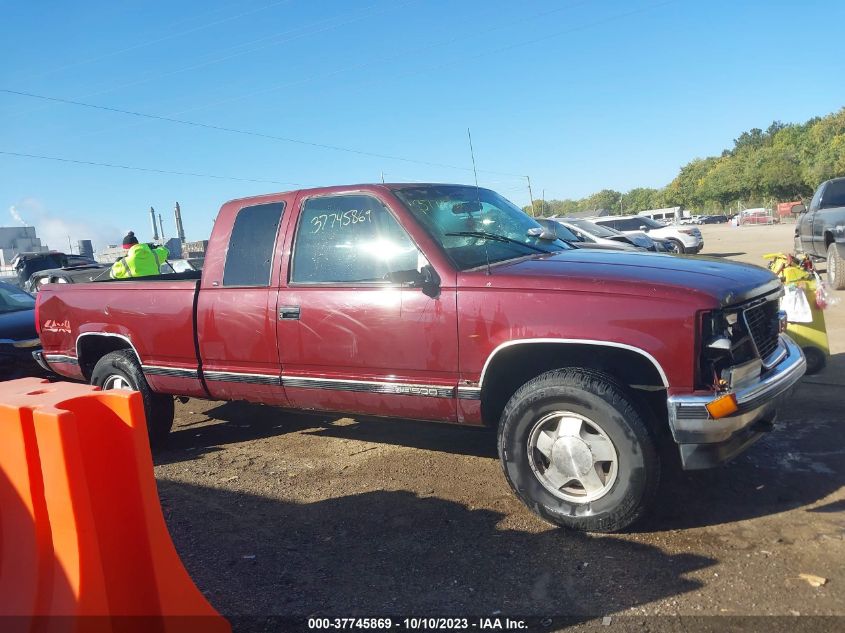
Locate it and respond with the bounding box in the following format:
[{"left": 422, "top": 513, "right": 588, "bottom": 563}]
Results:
[
  {"left": 90, "top": 350, "right": 174, "bottom": 447},
  {"left": 827, "top": 242, "right": 845, "bottom": 290},
  {"left": 666, "top": 239, "right": 685, "bottom": 254},
  {"left": 498, "top": 368, "right": 659, "bottom": 533}
]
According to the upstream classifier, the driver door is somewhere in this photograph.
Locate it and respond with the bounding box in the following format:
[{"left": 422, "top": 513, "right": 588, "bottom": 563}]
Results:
[{"left": 276, "top": 192, "right": 459, "bottom": 422}]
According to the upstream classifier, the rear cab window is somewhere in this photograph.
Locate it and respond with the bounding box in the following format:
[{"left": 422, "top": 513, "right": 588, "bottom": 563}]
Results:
[{"left": 222, "top": 202, "right": 285, "bottom": 287}]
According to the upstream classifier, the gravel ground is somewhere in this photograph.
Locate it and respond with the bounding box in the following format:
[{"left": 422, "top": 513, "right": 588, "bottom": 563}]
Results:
[{"left": 154, "top": 222, "right": 844, "bottom": 630}]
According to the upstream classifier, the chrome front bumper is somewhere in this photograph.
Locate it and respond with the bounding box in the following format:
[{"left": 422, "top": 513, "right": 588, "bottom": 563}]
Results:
[{"left": 667, "top": 335, "right": 806, "bottom": 470}]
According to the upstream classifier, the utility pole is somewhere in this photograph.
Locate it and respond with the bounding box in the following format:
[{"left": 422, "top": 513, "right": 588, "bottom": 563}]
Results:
[
  {"left": 67, "top": 235, "right": 73, "bottom": 254},
  {"left": 526, "top": 176, "right": 535, "bottom": 216},
  {"left": 619, "top": 191, "right": 624, "bottom": 215},
  {"left": 542, "top": 189, "right": 546, "bottom": 216}
]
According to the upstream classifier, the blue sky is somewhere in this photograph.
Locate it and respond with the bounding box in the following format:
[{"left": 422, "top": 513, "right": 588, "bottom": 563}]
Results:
[{"left": 2, "top": 0, "right": 844, "bottom": 251}]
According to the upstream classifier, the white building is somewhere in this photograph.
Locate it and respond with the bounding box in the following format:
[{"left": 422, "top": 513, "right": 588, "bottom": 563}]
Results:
[{"left": 0, "top": 226, "right": 48, "bottom": 266}]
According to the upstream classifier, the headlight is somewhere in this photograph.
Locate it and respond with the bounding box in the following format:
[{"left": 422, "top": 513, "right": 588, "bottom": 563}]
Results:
[{"left": 13, "top": 338, "right": 41, "bottom": 348}]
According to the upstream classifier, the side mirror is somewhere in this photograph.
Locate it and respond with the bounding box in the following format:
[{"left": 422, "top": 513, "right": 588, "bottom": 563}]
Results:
[
  {"left": 791, "top": 204, "right": 806, "bottom": 215},
  {"left": 394, "top": 265, "right": 441, "bottom": 298},
  {"left": 639, "top": 225, "right": 649, "bottom": 232},
  {"left": 411, "top": 265, "right": 441, "bottom": 298}
]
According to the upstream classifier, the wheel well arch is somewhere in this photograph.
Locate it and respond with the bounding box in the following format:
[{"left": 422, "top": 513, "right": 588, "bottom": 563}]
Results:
[
  {"left": 479, "top": 341, "right": 668, "bottom": 428},
  {"left": 824, "top": 231, "right": 835, "bottom": 249},
  {"left": 76, "top": 333, "right": 141, "bottom": 380}
]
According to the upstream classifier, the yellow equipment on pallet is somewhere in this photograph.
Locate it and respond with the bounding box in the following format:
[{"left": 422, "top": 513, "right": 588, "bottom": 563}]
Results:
[{"left": 764, "top": 252, "right": 830, "bottom": 374}]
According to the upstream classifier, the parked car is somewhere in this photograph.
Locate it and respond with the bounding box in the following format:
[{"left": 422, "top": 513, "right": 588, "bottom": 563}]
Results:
[
  {"left": 25, "top": 264, "right": 110, "bottom": 293},
  {"left": 740, "top": 209, "right": 775, "bottom": 225},
  {"left": 11, "top": 251, "right": 69, "bottom": 288},
  {"left": 536, "top": 219, "right": 642, "bottom": 252},
  {"left": 36, "top": 183, "right": 805, "bottom": 533},
  {"left": 700, "top": 215, "right": 729, "bottom": 224},
  {"left": 556, "top": 218, "right": 663, "bottom": 251},
  {"left": 592, "top": 215, "right": 703, "bottom": 254},
  {"left": 0, "top": 281, "right": 42, "bottom": 380},
  {"left": 794, "top": 176, "right": 845, "bottom": 289}
]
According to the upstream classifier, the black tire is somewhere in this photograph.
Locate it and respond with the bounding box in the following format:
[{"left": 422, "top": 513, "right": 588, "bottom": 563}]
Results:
[
  {"left": 498, "top": 368, "right": 659, "bottom": 533},
  {"left": 802, "top": 346, "right": 827, "bottom": 376},
  {"left": 827, "top": 242, "right": 845, "bottom": 290},
  {"left": 90, "top": 350, "right": 174, "bottom": 447},
  {"left": 667, "top": 239, "right": 685, "bottom": 254}
]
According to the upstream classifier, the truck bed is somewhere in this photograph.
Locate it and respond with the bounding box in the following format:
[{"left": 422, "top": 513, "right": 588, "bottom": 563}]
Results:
[{"left": 37, "top": 277, "right": 206, "bottom": 397}]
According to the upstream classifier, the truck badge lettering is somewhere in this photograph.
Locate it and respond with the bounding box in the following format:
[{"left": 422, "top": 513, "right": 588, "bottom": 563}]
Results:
[
  {"left": 43, "top": 319, "right": 71, "bottom": 334},
  {"left": 391, "top": 385, "right": 439, "bottom": 396}
]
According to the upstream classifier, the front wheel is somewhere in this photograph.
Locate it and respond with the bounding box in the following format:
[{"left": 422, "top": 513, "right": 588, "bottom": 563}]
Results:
[
  {"left": 498, "top": 368, "right": 659, "bottom": 533},
  {"left": 827, "top": 243, "right": 845, "bottom": 290},
  {"left": 90, "top": 350, "right": 175, "bottom": 447}
]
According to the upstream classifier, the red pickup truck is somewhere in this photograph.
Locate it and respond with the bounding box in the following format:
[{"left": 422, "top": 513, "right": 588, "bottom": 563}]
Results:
[{"left": 35, "top": 184, "right": 806, "bottom": 532}]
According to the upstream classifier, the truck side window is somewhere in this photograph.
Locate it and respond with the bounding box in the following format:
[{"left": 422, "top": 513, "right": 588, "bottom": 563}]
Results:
[
  {"left": 809, "top": 185, "right": 823, "bottom": 213},
  {"left": 223, "top": 202, "right": 285, "bottom": 287},
  {"left": 292, "top": 195, "right": 424, "bottom": 284}
]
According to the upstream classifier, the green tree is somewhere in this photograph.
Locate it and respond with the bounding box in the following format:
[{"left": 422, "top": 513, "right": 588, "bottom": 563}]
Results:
[{"left": 584, "top": 189, "right": 623, "bottom": 214}]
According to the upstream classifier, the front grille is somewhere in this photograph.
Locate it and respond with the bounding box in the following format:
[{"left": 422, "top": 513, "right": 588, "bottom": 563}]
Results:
[{"left": 743, "top": 300, "right": 780, "bottom": 361}]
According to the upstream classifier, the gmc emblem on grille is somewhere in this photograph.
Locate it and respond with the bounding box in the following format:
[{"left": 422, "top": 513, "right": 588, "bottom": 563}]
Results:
[{"left": 777, "top": 310, "right": 787, "bottom": 333}]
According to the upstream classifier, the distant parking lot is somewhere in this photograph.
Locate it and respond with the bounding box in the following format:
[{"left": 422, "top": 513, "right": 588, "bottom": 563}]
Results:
[{"left": 155, "top": 221, "right": 844, "bottom": 623}]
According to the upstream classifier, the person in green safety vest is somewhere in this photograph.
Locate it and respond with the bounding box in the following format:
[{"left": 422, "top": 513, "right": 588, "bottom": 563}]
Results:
[{"left": 109, "top": 231, "right": 169, "bottom": 279}]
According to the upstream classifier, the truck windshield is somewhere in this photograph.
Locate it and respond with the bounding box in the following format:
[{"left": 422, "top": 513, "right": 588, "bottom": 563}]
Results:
[{"left": 394, "top": 185, "right": 569, "bottom": 270}]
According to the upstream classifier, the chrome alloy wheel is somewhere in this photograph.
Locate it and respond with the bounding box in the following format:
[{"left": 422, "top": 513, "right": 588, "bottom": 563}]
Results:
[
  {"left": 527, "top": 411, "right": 619, "bottom": 503},
  {"left": 102, "top": 374, "right": 133, "bottom": 390}
]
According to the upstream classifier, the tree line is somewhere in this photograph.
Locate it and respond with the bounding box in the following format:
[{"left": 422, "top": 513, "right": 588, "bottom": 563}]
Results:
[{"left": 525, "top": 107, "right": 845, "bottom": 216}]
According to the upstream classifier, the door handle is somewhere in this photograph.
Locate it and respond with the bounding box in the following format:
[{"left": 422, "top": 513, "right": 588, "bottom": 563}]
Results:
[{"left": 279, "top": 305, "right": 301, "bottom": 320}]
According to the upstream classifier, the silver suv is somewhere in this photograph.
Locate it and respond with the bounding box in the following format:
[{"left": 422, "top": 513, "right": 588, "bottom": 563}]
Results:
[{"left": 591, "top": 215, "right": 703, "bottom": 254}]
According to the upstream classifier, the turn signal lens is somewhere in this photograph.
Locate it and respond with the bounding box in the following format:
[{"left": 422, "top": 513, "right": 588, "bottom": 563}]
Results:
[{"left": 706, "top": 393, "right": 738, "bottom": 419}]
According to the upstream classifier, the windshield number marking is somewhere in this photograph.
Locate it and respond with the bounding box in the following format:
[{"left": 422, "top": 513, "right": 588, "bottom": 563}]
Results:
[{"left": 311, "top": 209, "right": 371, "bottom": 233}]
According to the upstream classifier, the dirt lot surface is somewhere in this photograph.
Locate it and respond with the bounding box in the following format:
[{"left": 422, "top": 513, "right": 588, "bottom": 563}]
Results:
[{"left": 155, "top": 222, "right": 844, "bottom": 630}]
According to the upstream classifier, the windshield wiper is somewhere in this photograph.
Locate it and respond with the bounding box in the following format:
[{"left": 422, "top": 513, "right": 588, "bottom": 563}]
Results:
[{"left": 444, "top": 231, "right": 550, "bottom": 254}]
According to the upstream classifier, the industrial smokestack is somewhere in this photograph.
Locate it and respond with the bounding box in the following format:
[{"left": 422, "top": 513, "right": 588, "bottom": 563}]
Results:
[
  {"left": 158, "top": 213, "right": 166, "bottom": 240},
  {"left": 150, "top": 206, "right": 159, "bottom": 240},
  {"left": 174, "top": 201, "right": 186, "bottom": 242}
]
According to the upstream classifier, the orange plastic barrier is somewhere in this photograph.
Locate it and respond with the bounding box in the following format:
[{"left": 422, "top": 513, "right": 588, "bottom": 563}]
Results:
[{"left": 0, "top": 378, "right": 230, "bottom": 633}]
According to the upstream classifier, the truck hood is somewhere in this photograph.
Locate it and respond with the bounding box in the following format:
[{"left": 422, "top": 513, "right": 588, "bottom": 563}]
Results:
[{"left": 489, "top": 250, "right": 780, "bottom": 307}]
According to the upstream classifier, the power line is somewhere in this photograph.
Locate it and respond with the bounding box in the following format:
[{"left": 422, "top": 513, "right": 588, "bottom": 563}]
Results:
[
  {"left": 4, "top": 0, "right": 591, "bottom": 157},
  {"left": 24, "top": 1, "right": 397, "bottom": 111},
  {"left": 23, "top": 0, "right": 295, "bottom": 81},
  {"left": 0, "top": 150, "right": 304, "bottom": 186},
  {"left": 0, "top": 88, "right": 527, "bottom": 178}
]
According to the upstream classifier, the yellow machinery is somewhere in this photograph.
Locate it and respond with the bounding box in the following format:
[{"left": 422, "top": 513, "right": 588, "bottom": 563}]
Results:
[{"left": 764, "top": 253, "right": 830, "bottom": 374}]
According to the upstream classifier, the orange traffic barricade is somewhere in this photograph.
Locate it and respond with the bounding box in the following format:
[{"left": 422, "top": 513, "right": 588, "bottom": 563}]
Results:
[{"left": 0, "top": 378, "right": 230, "bottom": 633}]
